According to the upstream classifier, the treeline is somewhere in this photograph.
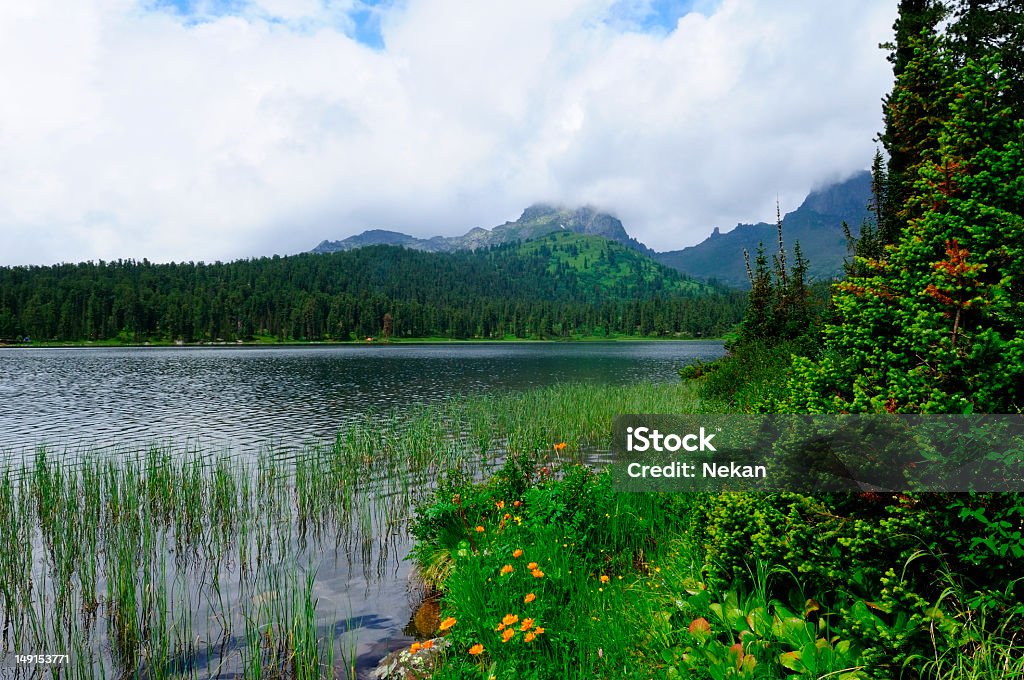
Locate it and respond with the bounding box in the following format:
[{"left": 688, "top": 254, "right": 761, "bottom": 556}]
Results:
[{"left": 0, "top": 242, "right": 745, "bottom": 342}]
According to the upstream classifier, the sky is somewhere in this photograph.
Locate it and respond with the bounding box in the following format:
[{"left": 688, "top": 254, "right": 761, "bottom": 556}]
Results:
[{"left": 0, "top": 0, "right": 896, "bottom": 266}]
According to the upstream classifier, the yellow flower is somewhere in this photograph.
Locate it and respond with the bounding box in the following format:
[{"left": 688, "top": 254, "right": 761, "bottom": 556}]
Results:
[
  {"left": 514, "top": 515, "right": 522, "bottom": 525},
  {"left": 501, "top": 627, "right": 515, "bottom": 643},
  {"left": 512, "top": 548, "right": 523, "bottom": 558},
  {"left": 501, "top": 613, "right": 519, "bottom": 626},
  {"left": 469, "top": 643, "right": 484, "bottom": 656},
  {"left": 527, "top": 562, "right": 538, "bottom": 570},
  {"left": 409, "top": 642, "right": 421, "bottom": 654},
  {"left": 520, "top": 618, "right": 535, "bottom": 631},
  {"left": 500, "top": 564, "right": 513, "bottom": 576},
  {"left": 600, "top": 575, "right": 610, "bottom": 584},
  {"left": 523, "top": 593, "right": 536, "bottom": 604},
  {"left": 524, "top": 632, "right": 536, "bottom": 642},
  {"left": 439, "top": 616, "right": 457, "bottom": 631}
]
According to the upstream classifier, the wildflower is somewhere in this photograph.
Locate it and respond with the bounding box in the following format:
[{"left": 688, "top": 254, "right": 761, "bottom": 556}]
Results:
[
  {"left": 524, "top": 632, "right": 536, "bottom": 642},
  {"left": 475, "top": 525, "right": 485, "bottom": 533},
  {"left": 495, "top": 622, "right": 505, "bottom": 631},
  {"left": 439, "top": 616, "right": 457, "bottom": 631},
  {"left": 409, "top": 642, "right": 421, "bottom": 654},
  {"left": 513, "top": 500, "right": 522, "bottom": 508},
  {"left": 502, "top": 628, "right": 515, "bottom": 643},
  {"left": 469, "top": 643, "right": 484, "bottom": 656},
  {"left": 523, "top": 593, "right": 536, "bottom": 603},
  {"left": 503, "top": 513, "right": 511, "bottom": 520},
  {"left": 527, "top": 562, "right": 538, "bottom": 570},
  {"left": 600, "top": 575, "right": 610, "bottom": 584},
  {"left": 500, "top": 564, "right": 513, "bottom": 576},
  {"left": 598, "top": 587, "right": 603, "bottom": 592},
  {"left": 512, "top": 548, "right": 523, "bottom": 558},
  {"left": 501, "top": 613, "right": 519, "bottom": 626},
  {"left": 554, "top": 442, "right": 567, "bottom": 451},
  {"left": 535, "top": 627, "right": 545, "bottom": 635},
  {"left": 531, "top": 568, "right": 544, "bottom": 578},
  {"left": 520, "top": 618, "right": 535, "bottom": 631},
  {"left": 495, "top": 500, "right": 505, "bottom": 509},
  {"left": 514, "top": 516, "right": 522, "bottom": 525},
  {"left": 422, "top": 640, "right": 433, "bottom": 650}
]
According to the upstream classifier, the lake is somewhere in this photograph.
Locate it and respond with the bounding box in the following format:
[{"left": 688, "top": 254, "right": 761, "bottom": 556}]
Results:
[
  {"left": 0, "top": 341, "right": 723, "bottom": 677},
  {"left": 0, "top": 342, "right": 724, "bottom": 454}
]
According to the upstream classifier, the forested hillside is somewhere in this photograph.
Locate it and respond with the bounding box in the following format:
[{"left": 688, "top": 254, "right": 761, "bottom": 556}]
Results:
[{"left": 0, "top": 234, "right": 744, "bottom": 343}]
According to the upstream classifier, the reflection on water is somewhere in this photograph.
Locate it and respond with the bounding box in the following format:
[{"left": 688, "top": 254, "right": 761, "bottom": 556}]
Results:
[{"left": 0, "top": 342, "right": 724, "bottom": 453}]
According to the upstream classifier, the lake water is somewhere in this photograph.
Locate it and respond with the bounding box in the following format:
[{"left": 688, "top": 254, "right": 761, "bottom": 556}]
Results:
[
  {"left": 0, "top": 341, "right": 723, "bottom": 677},
  {"left": 0, "top": 342, "right": 724, "bottom": 454}
]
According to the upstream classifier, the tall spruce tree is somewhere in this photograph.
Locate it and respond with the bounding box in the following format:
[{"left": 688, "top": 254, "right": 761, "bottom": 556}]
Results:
[{"left": 785, "top": 31, "right": 1024, "bottom": 413}]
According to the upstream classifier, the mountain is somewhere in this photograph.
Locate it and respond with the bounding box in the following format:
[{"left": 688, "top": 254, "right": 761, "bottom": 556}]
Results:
[
  {"left": 312, "top": 204, "right": 653, "bottom": 256},
  {"left": 311, "top": 172, "right": 873, "bottom": 289},
  {"left": 654, "top": 171, "right": 872, "bottom": 288}
]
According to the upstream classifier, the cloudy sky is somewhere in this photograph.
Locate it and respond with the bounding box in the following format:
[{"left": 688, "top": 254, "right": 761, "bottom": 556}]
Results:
[{"left": 0, "top": 0, "right": 895, "bottom": 266}]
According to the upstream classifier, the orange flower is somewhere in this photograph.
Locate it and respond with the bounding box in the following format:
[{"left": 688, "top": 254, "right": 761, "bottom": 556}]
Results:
[
  {"left": 520, "top": 618, "right": 535, "bottom": 631},
  {"left": 501, "top": 613, "right": 519, "bottom": 626},
  {"left": 531, "top": 568, "right": 544, "bottom": 578},
  {"left": 501, "top": 628, "right": 515, "bottom": 643},
  {"left": 553, "top": 442, "right": 567, "bottom": 451},
  {"left": 469, "top": 643, "right": 484, "bottom": 656},
  {"left": 523, "top": 593, "right": 536, "bottom": 603},
  {"left": 422, "top": 640, "right": 433, "bottom": 650},
  {"left": 535, "top": 627, "right": 545, "bottom": 635},
  {"left": 524, "top": 632, "right": 537, "bottom": 642},
  {"left": 502, "top": 513, "right": 511, "bottom": 520},
  {"left": 439, "top": 616, "right": 457, "bottom": 631},
  {"left": 600, "top": 575, "right": 610, "bottom": 584},
  {"left": 527, "top": 562, "right": 538, "bottom": 570},
  {"left": 495, "top": 500, "right": 505, "bottom": 509},
  {"left": 495, "top": 622, "right": 505, "bottom": 631},
  {"left": 474, "top": 525, "right": 485, "bottom": 533},
  {"left": 409, "top": 642, "right": 421, "bottom": 654},
  {"left": 513, "top": 500, "right": 522, "bottom": 508},
  {"left": 500, "top": 564, "right": 513, "bottom": 576},
  {"left": 512, "top": 548, "right": 523, "bottom": 558}
]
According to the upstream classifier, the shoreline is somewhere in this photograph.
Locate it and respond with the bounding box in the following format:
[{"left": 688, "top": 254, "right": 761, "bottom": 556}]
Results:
[{"left": 0, "top": 336, "right": 725, "bottom": 349}]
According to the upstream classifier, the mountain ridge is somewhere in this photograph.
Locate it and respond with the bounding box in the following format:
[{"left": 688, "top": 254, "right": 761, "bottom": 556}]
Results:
[{"left": 312, "top": 171, "right": 873, "bottom": 288}]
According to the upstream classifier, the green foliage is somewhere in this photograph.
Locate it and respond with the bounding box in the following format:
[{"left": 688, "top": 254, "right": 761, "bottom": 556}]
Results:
[
  {"left": 699, "top": 339, "right": 817, "bottom": 413},
  {"left": 787, "top": 23, "right": 1024, "bottom": 413},
  {"left": 0, "top": 238, "right": 745, "bottom": 343}
]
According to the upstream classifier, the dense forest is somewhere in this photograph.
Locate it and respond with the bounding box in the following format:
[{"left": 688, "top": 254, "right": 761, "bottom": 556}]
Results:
[{"left": 0, "top": 233, "right": 746, "bottom": 342}]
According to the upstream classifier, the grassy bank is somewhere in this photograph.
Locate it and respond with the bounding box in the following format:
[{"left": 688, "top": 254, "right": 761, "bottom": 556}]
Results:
[
  {"left": 4, "top": 376, "right": 1020, "bottom": 678},
  {"left": 0, "top": 382, "right": 697, "bottom": 679}
]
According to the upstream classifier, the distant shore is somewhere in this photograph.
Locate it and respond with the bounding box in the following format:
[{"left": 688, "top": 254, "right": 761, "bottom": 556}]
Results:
[{"left": 0, "top": 335, "right": 725, "bottom": 349}]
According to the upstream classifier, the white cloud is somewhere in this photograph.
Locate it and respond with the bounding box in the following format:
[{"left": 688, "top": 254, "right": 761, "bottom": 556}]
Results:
[{"left": 0, "top": 0, "right": 894, "bottom": 265}]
